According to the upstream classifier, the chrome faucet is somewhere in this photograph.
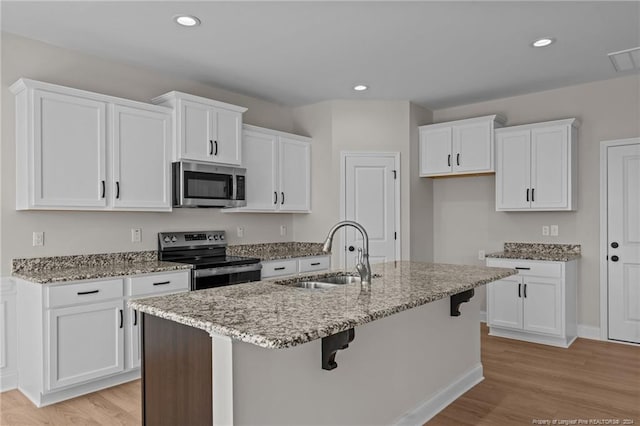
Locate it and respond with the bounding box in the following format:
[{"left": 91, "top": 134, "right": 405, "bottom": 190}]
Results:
[{"left": 322, "top": 221, "right": 372, "bottom": 287}]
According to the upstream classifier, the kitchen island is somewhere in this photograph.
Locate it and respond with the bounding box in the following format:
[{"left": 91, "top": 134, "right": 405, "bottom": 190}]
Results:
[{"left": 130, "top": 261, "right": 516, "bottom": 426}]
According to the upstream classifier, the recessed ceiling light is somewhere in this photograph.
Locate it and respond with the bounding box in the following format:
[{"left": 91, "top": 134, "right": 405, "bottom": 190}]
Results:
[
  {"left": 174, "top": 15, "right": 201, "bottom": 27},
  {"left": 353, "top": 85, "right": 368, "bottom": 91},
  {"left": 531, "top": 37, "right": 555, "bottom": 48}
]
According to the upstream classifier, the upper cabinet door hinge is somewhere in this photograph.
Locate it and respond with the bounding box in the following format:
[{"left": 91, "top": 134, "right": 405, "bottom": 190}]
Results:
[{"left": 392, "top": 170, "right": 397, "bottom": 179}]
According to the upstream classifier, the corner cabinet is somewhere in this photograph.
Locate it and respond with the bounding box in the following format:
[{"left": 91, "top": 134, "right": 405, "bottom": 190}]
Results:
[
  {"left": 152, "top": 91, "right": 247, "bottom": 165},
  {"left": 419, "top": 115, "right": 505, "bottom": 177},
  {"left": 227, "top": 125, "right": 311, "bottom": 213},
  {"left": 486, "top": 258, "right": 577, "bottom": 348},
  {"left": 495, "top": 118, "right": 578, "bottom": 211},
  {"left": 10, "top": 78, "right": 172, "bottom": 211}
]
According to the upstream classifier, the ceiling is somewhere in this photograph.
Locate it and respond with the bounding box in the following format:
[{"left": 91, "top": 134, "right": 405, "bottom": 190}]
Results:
[{"left": 2, "top": 1, "right": 639, "bottom": 109}]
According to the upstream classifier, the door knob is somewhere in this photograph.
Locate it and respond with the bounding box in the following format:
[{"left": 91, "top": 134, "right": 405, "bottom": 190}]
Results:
[
  {"left": 611, "top": 242, "right": 619, "bottom": 248},
  {"left": 348, "top": 246, "right": 355, "bottom": 252},
  {"left": 611, "top": 255, "right": 619, "bottom": 262}
]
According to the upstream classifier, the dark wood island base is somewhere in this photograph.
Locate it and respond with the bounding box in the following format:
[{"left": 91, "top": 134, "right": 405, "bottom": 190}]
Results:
[{"left": 142, "top": 314, "right": 213, "bottom": 426}]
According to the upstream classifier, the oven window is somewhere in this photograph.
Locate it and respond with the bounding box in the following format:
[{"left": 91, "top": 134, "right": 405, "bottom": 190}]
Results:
[{"left": 184, "top": 171, "right": 231, "bottom": 199}]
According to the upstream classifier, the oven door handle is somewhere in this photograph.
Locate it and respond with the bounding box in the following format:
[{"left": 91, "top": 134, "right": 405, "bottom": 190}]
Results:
[{"left": 194, "top": 263, "right": 263, "bottom": 278}]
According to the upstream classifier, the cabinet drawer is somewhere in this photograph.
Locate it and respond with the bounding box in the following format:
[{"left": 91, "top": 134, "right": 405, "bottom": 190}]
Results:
[
  {"left": 486, "top": 259, "right": 562, "bottom": 278},
  {"left": 46, "top": 279, "right": 124, "bottom": 308},
  {"left": 298, "top": 256, "right": 330, "bottom": 273},
  {"left": 261, "top": 259, "right": 298, "bottom": 278},
  {"left": 128, "top": 271, "right": 190, "bottom": 297}
]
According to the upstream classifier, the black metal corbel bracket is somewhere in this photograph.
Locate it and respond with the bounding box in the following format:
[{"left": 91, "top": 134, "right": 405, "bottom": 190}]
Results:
[
  {"left": 450, "top": 289, "right": 475, "bottom": 316},
  {"left": 321, "top": 328, "right": 355, "bottom": 370}
]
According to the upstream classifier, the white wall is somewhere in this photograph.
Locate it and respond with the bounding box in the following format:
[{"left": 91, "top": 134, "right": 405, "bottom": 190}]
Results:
[
  {"left": 431, "top": 74, "right": 640, "bottom": 327},
  {"left": 0, "top": 33, "right": 298, "bottom": 275},
  {"left": 292, "top": 100, "right": 432, "bottom": 265}
]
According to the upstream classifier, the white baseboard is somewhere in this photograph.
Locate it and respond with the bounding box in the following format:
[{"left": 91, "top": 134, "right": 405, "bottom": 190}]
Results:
[
  {"left": 479, "top": 311, "right": 487, "bottom": 323},
  {"left": 393, "top": 363, "right": 484, "bottom": 426},
  {"left": 0, "top": 372, "right": 18, "bottom": 392},
  {"left": 577, "top": 324, "right": 601, "bottom": 340}
]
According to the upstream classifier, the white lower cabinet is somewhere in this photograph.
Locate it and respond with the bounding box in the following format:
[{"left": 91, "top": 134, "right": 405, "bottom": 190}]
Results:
[
  {"left": 486, "top": 258, "right": 577, "bottom": 348},
  {"left": 15, "top": 270, "right": 189, "bottom": 407},
  {"left": 47, "top": 300, "right": 125, "bottom": 390},
  {"left": 261, "top": 255, "right": 331, "bottom": 279}
]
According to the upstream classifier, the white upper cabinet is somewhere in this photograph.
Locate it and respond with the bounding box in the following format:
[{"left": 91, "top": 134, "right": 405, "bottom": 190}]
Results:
[
  {"left": 152, "top": 91, "right": 247, "bottom": 165},
  {"left": 10, "top": 79, "right": 172, "bottom": 211},
  {"left": 419, "top": 115, "right": 505, "bottom": 177},
  {"left": 111, "top": 104, "right": 171, "bottom": 210},
  {"left": 230, "top": 125, "right": 311, "bottom": 213},
  {"left": 496, "top": 118, "right": 578, "bottom": 211}
]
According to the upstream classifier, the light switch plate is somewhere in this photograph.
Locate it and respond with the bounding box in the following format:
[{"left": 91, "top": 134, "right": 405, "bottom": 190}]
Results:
[
  {"left": 550, "top": 225, "right": 559, "bottom": 236},
  {"left": 33, "top": 231, "right": 44, "bottom": 247},
  {"left": 542, "top": 226, "right": 550, "bottom": 236},
  {"left": 237, "top": 227, "right": 244, "bottom": 238},
  {"left": 478, "top": 250, "right": 486, "bottom": 260},
  {"left": 131, "top": 228, "right": 142, "bottom": 243},
  {"left": 280, "top": 225, "right": 287, "bottom": 237}
]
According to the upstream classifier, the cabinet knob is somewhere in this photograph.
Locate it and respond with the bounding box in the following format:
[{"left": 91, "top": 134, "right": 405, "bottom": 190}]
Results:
[{"left": 611, "top": 242, "right": 619, "bottom": 248}]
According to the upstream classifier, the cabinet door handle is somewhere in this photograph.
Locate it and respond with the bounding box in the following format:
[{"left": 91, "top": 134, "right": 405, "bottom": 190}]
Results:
[
  {"left": 133, "top": 310, "right": 138, "bottom": 326},
  {"left": 101, "top": 180, "right": 106, "bottom": 198},
  {"left": 310, "top": 262, "right": 321, "bottom": 266},
  {"left": 153, "top": 280, "right": 171, "bottom": 286},
  {"left": 274, "top": 266, "right": 286, "bottom": 271},
  {"left": 531, "top": 188, "right": 535, "bottom": 202},
  {"left": 274, "top": 191, "right": 278, "bottom": 205},
  {"left": 119, "top": 309, "right": 123, "bottom": 329},
  {"left": 447, "top": 154, "right": 451, "bottom": 167},
  {"left": 77, "top": 289, "right": 99, "bottom": 296},
  {"left": 116, "top": 181, "right": 120, "bottom": 199},
  {"left": 526, "top": 188, "right": 529, "bottom": 202},
  {"left": 518, "top": 283, "right": 521, "bottom": 298},
  {"left": 214, "top": 140, "right": 218, "bottom": 156},
  {"left": 209, "top": 140, "right": 214, "bottom": 155},
  {"left": 515, "top": 267, "right": 530, "bottom": 270},
  {"left": 523, "top": 284, "right": 527, "bottom": 298},
  {"left": 456, "top": 153, "right": 460, "bottom": 166},
  {"left": 281, "top": 192, "right": 285, "bottom": 205}
]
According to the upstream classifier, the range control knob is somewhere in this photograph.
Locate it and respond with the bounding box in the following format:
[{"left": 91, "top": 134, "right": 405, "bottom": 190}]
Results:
[
  {"left": 163, "top": 236, "right": 171, "bottom": 243},
  {"left": 171, "top": 236, "right": 177, "bottom": 243},
  {"left": 213, "top": 234, "right": 219, "bottom": 240},
  {"left": 208, "top": 235, "right": 214, "bottom": 241},
  {"left": 220, "top": 234, "right": 225, "bottom": 240}
]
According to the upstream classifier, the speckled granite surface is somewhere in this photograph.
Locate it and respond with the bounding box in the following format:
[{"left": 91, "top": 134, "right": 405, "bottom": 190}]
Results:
[
  {"left": 130, "top": 261, "right": 516, "bottom": 349},
  {"left": 227, "top": 242, "right": 327, "bottom": 261},
  {"left": 11, "top": 251, "right": 191, "bottom": 284},
  {"left": 486, "top": 242, "right": 581, "bottom": 262}
]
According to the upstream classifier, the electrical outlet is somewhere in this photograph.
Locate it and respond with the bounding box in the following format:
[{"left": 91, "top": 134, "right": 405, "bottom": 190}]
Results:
[
  {"left": 237, "top": 227, "right": 244, "bottom": 238},
  {"left": 280, "top": 225, "right": 287, "bottom": 237},
  {"left": 33, "top": 231, "right": 44, "bottom": 247},
  {"left": 131, "top": 228, "right": 142, "bottom": 243},
  {"left": 550, "top": 225, "right": 559, "bottom": 236},
  {"left": 478, "top": 250, "right": 485, "bottom": 260},
  {"left": 542, "top": 226, "right": 550, "bottom": 236}
]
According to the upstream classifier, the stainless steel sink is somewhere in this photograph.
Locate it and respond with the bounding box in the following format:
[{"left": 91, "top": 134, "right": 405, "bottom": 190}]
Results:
[
  {"left": 315, "top": 275, "right": 361, "bottom": 285},
  {"left": 289, "top": 275, "right": 361, "bottom": 289}
]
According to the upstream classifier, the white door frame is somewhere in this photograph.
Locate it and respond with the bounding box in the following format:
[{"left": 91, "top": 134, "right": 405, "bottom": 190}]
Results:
[
  {"left": 599, "top": 137, "right": 640, "bottom": 341},
  {"left": 339, "top": 151, "right": 401, "bottom": 268}
]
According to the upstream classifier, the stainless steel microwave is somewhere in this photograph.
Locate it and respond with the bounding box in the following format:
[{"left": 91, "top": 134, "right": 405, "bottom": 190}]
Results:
[{"left": 172, "top": 161, "right": 246, "bottom": 208}]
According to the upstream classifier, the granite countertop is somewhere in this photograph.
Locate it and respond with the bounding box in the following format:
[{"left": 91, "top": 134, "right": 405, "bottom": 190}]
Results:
[
  {"left": 227, "top": 242, "right": 327, "bottom": 261},
  {"left": 130, "top": 261, "right": 516, "bottom": 349},
  {"left": 11, "top": 251, "right": 191, "bottom": 284},
  {"left": 486, "top": 242, "right": 581, "bottom": 262}
]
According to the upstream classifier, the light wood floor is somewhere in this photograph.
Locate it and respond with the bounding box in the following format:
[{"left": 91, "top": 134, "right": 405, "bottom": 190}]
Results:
[{"left": 1, "top": 324, "right": 638, "bottom": 425}]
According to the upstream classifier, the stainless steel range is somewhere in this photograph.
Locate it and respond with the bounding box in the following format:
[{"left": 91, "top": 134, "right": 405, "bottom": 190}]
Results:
[{"left": 158, "top": 231, "right": 262, "bottom": 290}]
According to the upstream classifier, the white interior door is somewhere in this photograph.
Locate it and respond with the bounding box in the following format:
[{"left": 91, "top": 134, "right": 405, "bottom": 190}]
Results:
[
  {"left": 343, "top": 153, "right": 398, "bottom": 269},
  {"left": 607, "top": 142, "right": 640, "bottom": 344}
]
